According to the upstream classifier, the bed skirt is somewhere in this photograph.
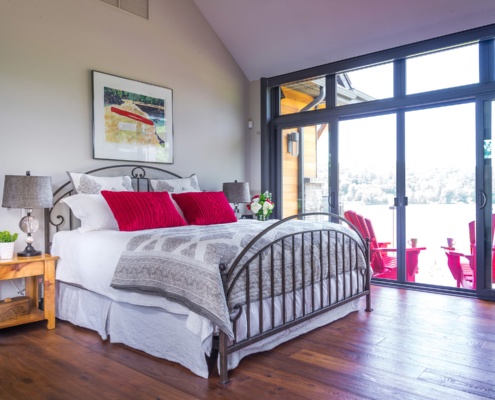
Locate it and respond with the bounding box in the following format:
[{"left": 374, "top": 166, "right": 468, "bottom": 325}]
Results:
[
  {"left": 56, "top": 281, "right": 360, "bottom": 378},
  {"left": 56, "top": 282, "right": 211, "bottom": 378}
]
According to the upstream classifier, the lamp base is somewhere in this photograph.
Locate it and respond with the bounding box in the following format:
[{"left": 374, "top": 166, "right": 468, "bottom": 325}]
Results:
[{"left": 17, "top": 244, "right": 42, "bottom": 257}]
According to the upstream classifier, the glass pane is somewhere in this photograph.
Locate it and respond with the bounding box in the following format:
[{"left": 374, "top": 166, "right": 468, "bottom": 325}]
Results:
[
  {"left": 491, "top": 101, "right": 495, "bottom": 289},
  {"left": 406, "top": 44, "right": 479, "bottom": 94},
  {"left": 339, "top": 114, "right": 397, "bottom": 281},
  {"left": 281, "top": 124, "right": 329, "bottom": 218},
  {"left": 280, "top": 76, "right": 326, "bottom": 115},
  {"left": 336, "top": 62, "right": 393, "bottom": 105},
  {"left": 405, "top": 103, "right": 475, "bottom": 287}
]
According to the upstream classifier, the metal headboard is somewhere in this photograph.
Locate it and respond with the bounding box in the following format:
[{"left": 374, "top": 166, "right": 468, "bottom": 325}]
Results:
[{"left": 44, "top": 164, "right": 186, "bottom": 253}]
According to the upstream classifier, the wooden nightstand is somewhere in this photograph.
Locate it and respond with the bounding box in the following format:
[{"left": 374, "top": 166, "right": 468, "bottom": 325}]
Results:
[{"left": 0, "top": 254, "right": 58, "bottom": 330}]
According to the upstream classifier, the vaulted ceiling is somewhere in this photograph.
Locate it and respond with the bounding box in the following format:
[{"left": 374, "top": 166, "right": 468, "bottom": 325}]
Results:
[{"left": 193, "top": 0, "right": 495, "bottom": 81}]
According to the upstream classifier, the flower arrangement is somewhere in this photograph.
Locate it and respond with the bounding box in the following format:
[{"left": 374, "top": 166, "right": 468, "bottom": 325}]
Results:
[{"left": 247, "top": 191, "right": 275, "bottom": 220}]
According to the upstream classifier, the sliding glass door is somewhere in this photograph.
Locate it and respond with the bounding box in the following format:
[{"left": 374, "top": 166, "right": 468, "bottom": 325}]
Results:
[
  {"left": 477, "top": 98, "right": 495, "bottom": 296},
  {"left": 278, "top": 103, "right": 488, "bottom": 291},
  {"left": 266, "top": 28, "right": 495, "bottom": 298},
  {"left": 277, "top": 107, "right": 495, "bottom": 293},
  {"left": 338, "top": 114, "right": 397, "bottom": 280},
  {"left": 490, "top": 101, "right": 495, "bottom": 291},
  {"left": 487, "top": 100, "right": 495, "bottom": 292},
  {"left": 405, "top": 103, "right": 476, "bottom": 288}
]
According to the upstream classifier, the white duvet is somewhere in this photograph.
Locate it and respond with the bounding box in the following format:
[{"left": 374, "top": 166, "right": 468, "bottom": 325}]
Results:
[{"left": 51, "top": 226, "right": 226, "bottom": 343}]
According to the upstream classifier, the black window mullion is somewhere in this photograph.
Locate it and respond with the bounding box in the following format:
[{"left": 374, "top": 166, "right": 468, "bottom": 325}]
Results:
[
  {"left": 326, "top": 75, "right": 337, "bottom": 109},
  {"left": 394, "top": 59, "right": 406, "bottom": 98},
  {"left": 479, "top": 39, "right": 495, "bottom": 84},
  {"left": 329, "top": 116, "right": 339, "bottom": 214},
  {"left": 396, "top": 110, "right": 406, "bottom": 283}
]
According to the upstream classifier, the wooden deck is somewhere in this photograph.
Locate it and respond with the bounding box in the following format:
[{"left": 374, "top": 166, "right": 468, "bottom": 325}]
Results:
[{"left": 1, "top": 286, "right": 494, "bottom": 399}]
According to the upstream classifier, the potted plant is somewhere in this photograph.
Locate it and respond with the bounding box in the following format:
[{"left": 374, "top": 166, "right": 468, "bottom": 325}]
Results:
[{"left": 0, "top": 230, "right": 18, "bottom": 260}]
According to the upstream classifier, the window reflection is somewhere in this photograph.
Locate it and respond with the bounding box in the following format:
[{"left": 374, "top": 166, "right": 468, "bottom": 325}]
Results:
[{"left": 337, "top": 62, "right": 393, "bottom": 104}]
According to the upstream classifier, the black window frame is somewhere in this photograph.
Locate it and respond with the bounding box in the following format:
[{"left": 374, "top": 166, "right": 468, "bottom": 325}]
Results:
[{"left": 261, "top": 24, "right": 495, "bottom": 298}]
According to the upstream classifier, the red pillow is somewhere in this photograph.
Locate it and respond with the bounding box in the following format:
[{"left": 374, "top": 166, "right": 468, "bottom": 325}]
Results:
[
  {"left": 101, "top": 191, "right": 187, "bottom": 231},
  {"left": 172, "top": 191, "right": 237, "bottom": 225}
]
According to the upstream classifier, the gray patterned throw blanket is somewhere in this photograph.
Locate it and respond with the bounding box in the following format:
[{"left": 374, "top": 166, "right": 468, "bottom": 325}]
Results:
[{"left": 110, "top": 220, "right": 365, "bottom": 339}]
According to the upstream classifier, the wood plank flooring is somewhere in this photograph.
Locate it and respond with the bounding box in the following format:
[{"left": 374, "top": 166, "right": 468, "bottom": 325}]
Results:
[{"left": 1, "top": 285, "right": 495, "bottom": 399}]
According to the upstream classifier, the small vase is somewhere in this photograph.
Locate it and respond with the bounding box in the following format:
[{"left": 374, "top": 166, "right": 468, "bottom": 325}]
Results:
[
  {"left": 256, "top": 214, "right": 267, "bottom": 221},
  {"left": 0, "top": 242, "right": 15, "bottom": 260}
]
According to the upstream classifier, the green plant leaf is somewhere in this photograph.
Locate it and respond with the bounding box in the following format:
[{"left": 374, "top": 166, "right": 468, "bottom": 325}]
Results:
[{"left": 0, "top": 230, "right": 19, "bottom": 243}]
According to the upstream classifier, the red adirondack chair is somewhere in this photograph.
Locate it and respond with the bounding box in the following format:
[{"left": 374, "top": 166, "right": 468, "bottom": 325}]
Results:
[
  {"left": 344, "top": 210, "right": 424, "bottom": 281},
  {"left": 445, "top": 214, "right": 495, "bottom": 289},
  {"left": 357, "top": 214, "right": 397, "bottom": 279},
  {"left": 445, "top": 251, "right": 474, "bottom": 288}
]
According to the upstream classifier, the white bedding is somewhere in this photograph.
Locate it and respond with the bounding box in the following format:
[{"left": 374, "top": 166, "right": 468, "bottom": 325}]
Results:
[
  {"left": 53, "top": 228, "right": 191, "bottom": 314},
  {"left": 52, "top": 227, "right": 216, "bottom": 343},
  {"left": 51, "top": 222, "right": 364, "bottom": 378}
]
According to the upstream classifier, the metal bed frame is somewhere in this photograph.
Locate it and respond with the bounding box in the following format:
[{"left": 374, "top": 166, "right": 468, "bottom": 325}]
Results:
[
  {"left": 218, "top": 212, "right": 372, "bottom": 384},
  {"left": 45, "top": 164, "right": 372, "bottom": 385}
]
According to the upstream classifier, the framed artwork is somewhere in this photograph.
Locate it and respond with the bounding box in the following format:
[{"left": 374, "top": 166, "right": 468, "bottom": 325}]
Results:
[{"left": 92, "top": 71, "right": 173, "bottom": 164}]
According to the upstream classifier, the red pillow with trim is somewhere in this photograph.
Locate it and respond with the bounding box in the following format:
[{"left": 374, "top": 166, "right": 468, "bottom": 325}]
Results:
[
  {"left": 101, "top": 190, "right": 187, "bottom": 231},
  {"left": 172, "top": 191, "right": 237, "bottom": 225}
]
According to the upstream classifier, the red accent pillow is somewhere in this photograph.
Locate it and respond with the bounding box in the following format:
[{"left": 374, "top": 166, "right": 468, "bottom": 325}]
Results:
[
  {"left": 101, "top": 191, "right": 187, "bottom": 231},
  {"left": 172, "top": 191, "right": 237, "bottom": 225}
]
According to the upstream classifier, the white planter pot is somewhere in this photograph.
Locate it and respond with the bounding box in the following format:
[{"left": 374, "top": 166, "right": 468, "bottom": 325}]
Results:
[{"left": 0, "top": 242, "right": 15, "bottom": 260}]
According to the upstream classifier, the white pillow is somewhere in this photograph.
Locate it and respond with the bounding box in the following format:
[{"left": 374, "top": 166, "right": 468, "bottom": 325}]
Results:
[
  {"left": 68, "top": 172, "right": 134, "bottom": 194},
  {"left": 61, "top": 194, "right": 119, "bottom": 232},
  {"left": 150, "top": 174, "right": 200, "bottom": 193}
]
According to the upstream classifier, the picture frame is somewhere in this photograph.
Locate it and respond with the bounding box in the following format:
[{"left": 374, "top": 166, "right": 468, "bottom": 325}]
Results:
[{"left": 92, "top": 71, "right": 174, "bottom": 164}]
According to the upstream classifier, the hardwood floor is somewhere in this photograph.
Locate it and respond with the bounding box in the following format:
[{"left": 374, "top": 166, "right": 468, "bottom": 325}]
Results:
[{"left": 1, "top": 285, "right": 495, "bottom": 399}]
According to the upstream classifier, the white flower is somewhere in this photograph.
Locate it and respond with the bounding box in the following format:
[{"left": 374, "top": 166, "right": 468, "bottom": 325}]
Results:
[
  {"left": 250, "top": 202, "right": 262, "bottom": 214},
  {"left": 263, "top": 201, "right": 273, "bottom": 211}
]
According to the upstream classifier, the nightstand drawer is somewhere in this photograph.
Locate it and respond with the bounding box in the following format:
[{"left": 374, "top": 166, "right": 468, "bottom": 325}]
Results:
[{"left": 0, "top": 261, "right": 44, "bottom": 279}]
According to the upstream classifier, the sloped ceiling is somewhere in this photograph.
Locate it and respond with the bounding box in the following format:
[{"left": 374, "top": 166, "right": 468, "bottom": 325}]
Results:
[{"left": 193, "top": 0, "right": 495, "bottom": 81}]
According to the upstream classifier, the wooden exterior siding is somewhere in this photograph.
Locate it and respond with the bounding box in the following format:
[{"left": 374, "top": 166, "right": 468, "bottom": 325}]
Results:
[{"left": 281, "top": 86, "right": 321, "bottom": 218}]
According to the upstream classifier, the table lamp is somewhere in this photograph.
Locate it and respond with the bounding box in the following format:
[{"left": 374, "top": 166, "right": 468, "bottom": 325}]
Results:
[
  {"left": 223, "top": 181, "right": 250, "bottom": 217},
  {"left": 2, "top": 172, "right": 53, "bottom": 257}
]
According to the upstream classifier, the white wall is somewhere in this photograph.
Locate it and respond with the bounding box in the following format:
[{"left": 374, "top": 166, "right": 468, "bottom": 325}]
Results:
[{"left": 0, "top": 0, "right": 250, "bottom": 296}]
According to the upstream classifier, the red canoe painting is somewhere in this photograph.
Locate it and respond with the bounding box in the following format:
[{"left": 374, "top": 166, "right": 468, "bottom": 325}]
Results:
[{"left": 110, "top": 106, "right": 154, "bottom": 126}]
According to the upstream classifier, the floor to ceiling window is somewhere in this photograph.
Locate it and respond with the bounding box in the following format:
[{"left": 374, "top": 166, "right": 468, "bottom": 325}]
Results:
[
  {"left": 405, "top": 103, "right": 476, "bottom": 288},
  {"left": 339, "top": 114, "right": 397, "bottom": 281},
  {"left": 262, "top": 24, "right": 495, "bottom": 299}
]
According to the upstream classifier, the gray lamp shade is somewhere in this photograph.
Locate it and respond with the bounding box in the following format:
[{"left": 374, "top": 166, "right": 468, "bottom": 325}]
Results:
[
  {"left": 223, "top": 181, "right": 250, "bottom": 204},
  {"left": 2, "top": 174, "right": 54, "bottom": 209}
]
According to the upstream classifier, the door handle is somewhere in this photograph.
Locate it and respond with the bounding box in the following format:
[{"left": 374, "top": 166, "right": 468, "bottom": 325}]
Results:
[
  {"left": 479, "top": 190, "right": 487, "bottom": 209},
  {"left": 329, "top": 192, "right": 335, "bottom": 209}
]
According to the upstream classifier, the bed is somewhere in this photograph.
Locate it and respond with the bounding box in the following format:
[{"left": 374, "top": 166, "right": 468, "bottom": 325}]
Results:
[{"left": 45, "top": 164, "right": 372, "bottom": 384}]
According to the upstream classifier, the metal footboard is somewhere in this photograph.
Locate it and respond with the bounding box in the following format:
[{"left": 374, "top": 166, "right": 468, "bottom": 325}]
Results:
[{"left": 218, "top": 212, "right": 371, "bottom": 384}]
